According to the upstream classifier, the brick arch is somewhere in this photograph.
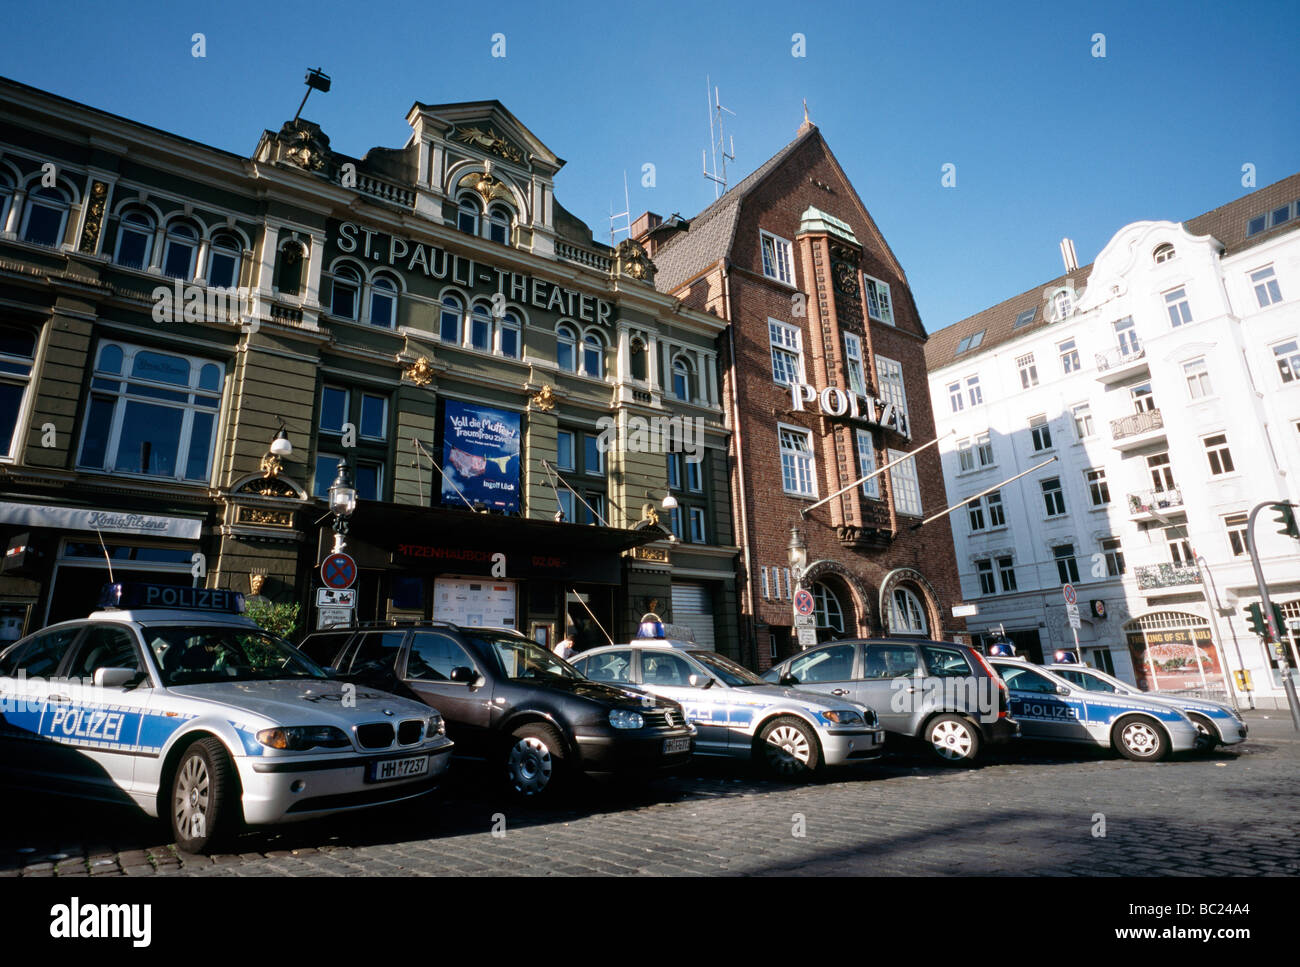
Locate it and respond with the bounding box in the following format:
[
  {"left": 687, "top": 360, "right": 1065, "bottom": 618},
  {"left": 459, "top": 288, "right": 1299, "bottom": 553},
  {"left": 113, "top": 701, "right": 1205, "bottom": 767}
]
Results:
[
  {"left": 796, "top": 559, "right": 874, "bottom": 632},
  {"left": 878, "top": 567, "right": 943, "bottom": 638}
]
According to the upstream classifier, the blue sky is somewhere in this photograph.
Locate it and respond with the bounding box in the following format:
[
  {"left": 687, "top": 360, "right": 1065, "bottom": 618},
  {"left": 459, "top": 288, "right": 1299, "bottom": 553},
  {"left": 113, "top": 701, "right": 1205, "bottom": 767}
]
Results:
[{"left": 7, "top": 0, "right": 1298, "bottom": 331}]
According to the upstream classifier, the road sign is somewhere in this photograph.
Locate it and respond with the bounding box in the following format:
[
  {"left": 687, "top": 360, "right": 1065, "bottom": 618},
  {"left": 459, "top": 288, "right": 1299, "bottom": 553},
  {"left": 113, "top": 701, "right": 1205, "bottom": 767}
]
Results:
[
  {"left": 316, "top": 606, "right": 353, "bottom": 630},
  {"left": 951, "top": 603, "right": 979, "bottom": 618},
  {"left": 793, "top": 614, "right": 815, "bottom": 629},
  {"left": 797, "top": 626, "right": 818, "bottom": 647},
  {"left": 1062, "top": 583, "right": 1077, "bottom": 605},
  {"left": 1066, "top": 601, "right": 1081, "bottom": 630},
  {"left": 317, "top": 587, "right": 357, "bottom": 608},
  {"left": 1287, "top": 617, "right": 1300, "bottom": 632},
  {"left": 321, "top": 552, "right": 357, "bottom": 590},
  {"left": 793, "top": 589, "right": 815, "bottom": 616}
]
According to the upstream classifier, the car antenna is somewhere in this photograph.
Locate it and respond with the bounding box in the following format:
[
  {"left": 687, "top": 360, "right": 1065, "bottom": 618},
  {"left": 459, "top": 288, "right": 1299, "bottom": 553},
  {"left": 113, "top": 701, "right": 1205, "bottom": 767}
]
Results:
[{"left": 95, "top": 527, "right": 115, "bottom": 583}]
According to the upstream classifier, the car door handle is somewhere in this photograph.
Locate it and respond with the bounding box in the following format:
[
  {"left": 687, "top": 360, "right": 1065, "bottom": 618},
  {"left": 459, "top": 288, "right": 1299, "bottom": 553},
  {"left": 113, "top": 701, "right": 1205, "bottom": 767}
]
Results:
[
  {"left": 831, "top": 688, "right": 850, "bottom": 696},
  {"left": 48, "top": 694, "right": 71, "bottom": 703}
]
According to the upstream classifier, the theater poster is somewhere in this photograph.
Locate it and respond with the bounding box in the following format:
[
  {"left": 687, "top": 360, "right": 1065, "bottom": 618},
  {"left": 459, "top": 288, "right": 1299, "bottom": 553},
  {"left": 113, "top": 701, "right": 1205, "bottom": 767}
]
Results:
[
  {"left": 1126, "top": 626, "right": 1223, "bottom": 691},
  {"left": 440, "top": 401, "right": 520, "bottom": 513}
]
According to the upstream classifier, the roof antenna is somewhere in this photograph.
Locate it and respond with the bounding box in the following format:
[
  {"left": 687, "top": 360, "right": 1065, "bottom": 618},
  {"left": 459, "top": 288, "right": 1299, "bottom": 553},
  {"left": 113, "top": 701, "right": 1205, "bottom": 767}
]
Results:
[
  {"left": 292, "top": 67, "right": 331, "bottom": 122},
  {"left": 609, "top": 170, "right": 632, "bottom": 246},
  {"left": 95, "top": 527, "right": 115, "bottom": 583},
  {"left": 701, "top": 76, "right": 736, "bottom": 199}
]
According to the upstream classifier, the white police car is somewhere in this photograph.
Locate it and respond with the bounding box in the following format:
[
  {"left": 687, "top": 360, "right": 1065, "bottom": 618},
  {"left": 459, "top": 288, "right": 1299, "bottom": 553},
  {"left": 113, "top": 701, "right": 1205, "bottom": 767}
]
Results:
[
  {"left": 0, "top": 583, "right": 454, "bottom": 852},
  {"left": 1043, "top": 656, "right": 1248, "bottom": 750},
  {"left": 987, "top": 647, "right": 1199, "bottom": 762}
]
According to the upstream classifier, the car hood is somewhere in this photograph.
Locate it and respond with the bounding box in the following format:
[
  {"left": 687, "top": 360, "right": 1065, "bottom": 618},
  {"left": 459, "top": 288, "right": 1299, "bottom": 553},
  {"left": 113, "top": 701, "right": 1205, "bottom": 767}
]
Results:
[
  {"left": 1143, "top": 692, "right": 1238, "bottom": 717},
  {"left": 169, "top": 679, "right": 434, "bottom": 727},
  {"left": 526, "top": 676, "right": 672, "bottom": 709}
]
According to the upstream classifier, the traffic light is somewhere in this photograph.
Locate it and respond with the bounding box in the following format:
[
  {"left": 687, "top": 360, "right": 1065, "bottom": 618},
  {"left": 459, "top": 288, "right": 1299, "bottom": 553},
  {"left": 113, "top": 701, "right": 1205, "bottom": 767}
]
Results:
[
  {"left": 1274, "top": 502, "right": 1300, "bottom": 540},
  {"left": 1271, "top": 602, "right": 1286, "bottom": 640},
  {"left": 1245, "top": 603, "right": 1268, "bottom": 639}
]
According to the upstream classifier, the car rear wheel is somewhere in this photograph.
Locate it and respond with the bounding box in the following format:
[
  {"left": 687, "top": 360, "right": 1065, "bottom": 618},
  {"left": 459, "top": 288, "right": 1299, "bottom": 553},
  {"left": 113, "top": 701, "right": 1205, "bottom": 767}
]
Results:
[
  {"left": 757, "top": 716, "right": 820, "bottom": 780},
  {"left": 925, "top": 714, "right": 980, "bottom": 765},
  {"left": 504, "top": 723, "right": 567, "bottom": 800},
  {"left": 170, "top": 738, "right": 237, "bottom": 854},
  {"left": 1113, "top": 715, "right": 1170, "bottom": 762},
  {"left": 1186, "top": 713, "right": 1218, "bottom": 751}
]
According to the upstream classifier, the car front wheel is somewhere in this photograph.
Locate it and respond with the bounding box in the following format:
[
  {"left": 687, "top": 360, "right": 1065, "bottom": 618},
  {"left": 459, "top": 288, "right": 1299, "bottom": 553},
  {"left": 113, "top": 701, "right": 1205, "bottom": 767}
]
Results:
[
  {"left": 504, "top": 723, "right": 567, "bottom": 800},
  {"left": 925, "top": 714, "right": 981, "bottom": 765},
  {"left": 170, "top": 738, "right": 237, "bottom": 854},
  {"left": 757, "top": 716, "right": 820, "bottom": 780},
  {"left": 1113, "top": 715, "right": 1170, "bottom": 761},
  {"left": 1187, "top": 713, "right": 1218, "bottom": 751}
]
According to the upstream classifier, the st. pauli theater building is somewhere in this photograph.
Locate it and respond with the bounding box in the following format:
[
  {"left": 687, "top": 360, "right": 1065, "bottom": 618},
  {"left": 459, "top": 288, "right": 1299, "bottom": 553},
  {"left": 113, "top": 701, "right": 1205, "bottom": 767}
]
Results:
[{"left": 0, "top": 76, "right": 739, "bottom": 655}]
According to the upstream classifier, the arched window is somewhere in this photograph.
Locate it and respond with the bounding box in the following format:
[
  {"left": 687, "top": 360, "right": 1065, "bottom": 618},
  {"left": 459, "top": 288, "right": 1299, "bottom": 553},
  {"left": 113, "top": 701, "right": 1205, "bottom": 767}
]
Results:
[
  {"left": 21, "top": 185, "right": 70, "bottom": 247},
  {"left": 457, "top": 195, "right": 481, "bottom": 235},
  {"left": 672, "top": 355, "right": 695, "bottom": 402},
  {"left": 1153, "top": 243, "right": 1176, "bottom": 264},
  {"left": 813, "top": 582, "right": 845, "bottom": 635},
  {"left": 629, "top": 338, "right": 647, "bottom": 381},
  {"left": 439, "top": 294, "right": 463, "bottom": 343},
  {"left": 206, "top": 232, "right": 242, "bottom": 288},
  {"left": 488, "top": 205, "right": 513, "bottom": 245},
  {"left": 0, "top": 173, "right": 12, "bottom": 232},
  {"left": 1051, "top": 289, "right": 1073, "bottom": 322},
  {"left": 162, "top": 221, "right": 200, "bottom": 279},
  {"left": 556, "top": 323, "right": 577, "bottom": 372},
  {"left": 274, "top": 242, "right": 304, "bottom": 295},
  {"left": 499, "top": 310, "right": 521, "bottom": 359},
  {"left": 369, "top": 273, "right": 398, "bottom": 328},
  {"left": 469, "top": 302, "right": 492, "bottom": 351},
  {"left": 330, "top": 265, "right": 361, "bottom": 320},
  {"left": 114, "top": 208, "right": 155, "bottom": 270},
  {"left": 582, "top": 331, "right": 605, "bottom": 377},
  {"left": 889, "top": 587, "right": 928, "bottom": 636}
]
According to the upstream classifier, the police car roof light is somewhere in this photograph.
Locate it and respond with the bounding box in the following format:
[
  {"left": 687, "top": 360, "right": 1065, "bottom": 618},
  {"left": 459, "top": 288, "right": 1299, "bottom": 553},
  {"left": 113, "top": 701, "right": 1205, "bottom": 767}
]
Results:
[
  {"left": 98, "top": 582, "right": 246, "bottom": 614},
  {"left": 636, "top": 619, "right": 667, "bottom": 640},
  {"left": 1054, "top": 649, "right": 1080, "bottom": 664},
  {"left": 987, "top": 640, "right": 1017, "bottom": 657}
]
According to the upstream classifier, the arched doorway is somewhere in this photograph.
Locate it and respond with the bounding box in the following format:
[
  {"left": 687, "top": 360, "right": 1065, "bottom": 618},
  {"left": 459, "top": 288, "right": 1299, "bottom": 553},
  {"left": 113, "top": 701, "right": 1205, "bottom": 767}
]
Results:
[
  {"left": 811, "top": 580, "right": 848, "bottom": 642},
  {"left": 886, "top": 586, "right": 928, "bottom": 637},
  {"left": 878, "top": 568, "right": 939, "bottom": 639}
]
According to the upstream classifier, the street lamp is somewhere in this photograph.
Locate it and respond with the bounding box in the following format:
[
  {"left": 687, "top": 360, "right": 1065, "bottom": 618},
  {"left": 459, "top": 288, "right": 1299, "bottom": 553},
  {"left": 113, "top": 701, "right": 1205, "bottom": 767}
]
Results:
[
  {"left": 259, "top": 426, "right": 293, "bottom": 478},
  {"left": 328, "top": 460, "right": 357, "bottom": 554},
  {"left": 787, "top": 523, "right": 807, "bottom": 588}
]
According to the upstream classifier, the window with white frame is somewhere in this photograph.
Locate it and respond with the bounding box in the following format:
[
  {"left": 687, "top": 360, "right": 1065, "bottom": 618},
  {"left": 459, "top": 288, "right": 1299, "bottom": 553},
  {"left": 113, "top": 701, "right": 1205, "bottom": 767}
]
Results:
[
  {"left": 439, "top": 295, "right": 463, "bottom": 344},
  {"left": 207, "top": 232, "right": 243, "bottom": 289},
  {"left": 331, "top": 265, "right": 361, "bottom": 320},
  {"left": 887, "top": 448, "right": 922, "bottom": 517},
  {"left": 783, "top": 568, "right": 792, "bottom": 599},
  {"left": 976, "top": 560, "right": 996, "bottom": 595},
  {"left": 976, "top": 432, "right": 994, "bottom": 467},
  {"left": 1051, "top": 289, "right": 1074, "bottom": 321},
  {"left": 778, "top": 425, "right": 816, "bottom": 497},
  {"left": 1085, "top": 467, "right": 1110, "bottom": 507},
  {"left": 688, "top": 507, "right": 706, "bottom": 543},
  {"left": 773, "top": 567, "right": 784, "bottom": 599},
  {"left": 761, "top": 566, "right": 770, "bottom": 598},
  {"left": 956, "top": 437, "right": 975, "bottom": 472},
  {"left": 768, "top": 320, "right": 804, "bottom": 386},
  {"left": 997, "top": 556, "right": 1017, "bottom": 592},
  {"left": 1251, "top": 266, "right": 1283, "bottom": 308},
  {"left": 77, "top": 341, "right": 223, "bottom": 483},
  {"left": 1147, "top": 451, "right": 1176, "bottom": 491},
  {"left": 966, "top": 375, "right": 983, "bottom": 406},
  {"left": 865, "top": 276, "right": 894, "bottom": 325},
  {"left": 1225, "top": 513, "right": 1249, "bottom": 557},
  {"left": 161, "top": 221, "right": 199, "bottom": 280},
  {"left": 1053, "top": 544, "right": 1080, "bottom": 584},
  {"left": 1132, "top": 381, "right": 1156, "bottom": 412},
  {"left": 21, "top": 185, "right": 70, "bottom": 247},
  {"left": 1164, "top": 287, "right": 1193, "bottom": 327},
  {"left": 888, "top": 587, "right": 927, "bottom": 635},
  {"left": 369, "top": 273, "right": 398, "bottom": 329},
  {"left": 488, "top": 204, "right": 513, "bottom": 245},
  {"left": 1203, "top": 433, "right": 1235, "bottom": 475},
  {"left": 1272, "top": 339, "right": 1300, "bottom": 383},
  {"left": 1184, "top": 358, "right": 1212, "bottom": 398},
  {"left": 114, "top": 208, "right": 155, "bottom": 270},
  {"left": 1153, "top": 243, "right": 1176, "bottom": 264},
  {"left": 1071, "top": 402, "right": 1094, "bottom": 440},
  {"left": 1166, "top": 528, "right": 1193, "bottom": 566},
  {"left": 498, "top": 310, "right": 521, "bottom": 359},
  {"left": 760, "top": 231, "right": 794, "bottom": 285},
  {"left": 813, "top": 583, "right": 845, "bottom": 633},
  {"left": 875, "top": 356, "right": 909, "bottom": 433},
  {"left": 556, "top": 323, "right": 577, "bottom": 372},
  {"left": 0, "top": 325, "right": 37, "bottom": 459},
  {"left": 1041, "top": 477, "right": 1066, "bottom": 517},
  {"left": 0, "top": 175, "right": 11, "bottom": 233},
  {"left": 1058, "top": 338, "right": 1080, "bottom": 374},
  {"left": 469, "top": 302, "right": 493, "bottom": 352},
  {"left": 843, "top": 333, "right": 866, "bottom": 394},
  {"left": 967, "top": 496, "right": 986, "bottom": 532},
  {"left": 1101, "top": 537, "right": 1126, "bottom": 577},
  {"left": 948, "top": 380, "right": 964, "bottom": 413},
  {"left": 1114, "top": 316, "right": 1140, "bottom": 356},
  {"left": 1016, "top": 353, "right": 1038, "bottom": 389},
  {"left": 672, "top": 355, "right": 695, "bottom": 402},
  {"left": 1030, "top": 414, "right": 1053, "bottom": 451},
  {"left": 457, "top": 195, "right": 480, "bottom": 235},
  {"left": 986, "top": 489, "right": 1005, "bottom": 527},
  {"left": 316, "top": 384, "right": 388, "bottom": 500},
  {"left": 856, "top": 429, "right": 880, "bottom": 497},
  {"left": 581, "top": 331, "right": 605, "bottom": 377}
]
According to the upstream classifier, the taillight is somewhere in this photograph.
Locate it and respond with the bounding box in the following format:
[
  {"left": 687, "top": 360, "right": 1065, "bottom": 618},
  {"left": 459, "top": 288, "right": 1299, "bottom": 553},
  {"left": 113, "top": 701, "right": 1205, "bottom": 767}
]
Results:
[{"left": 971, "top": 649, "right": 1011, "bottom": 718}]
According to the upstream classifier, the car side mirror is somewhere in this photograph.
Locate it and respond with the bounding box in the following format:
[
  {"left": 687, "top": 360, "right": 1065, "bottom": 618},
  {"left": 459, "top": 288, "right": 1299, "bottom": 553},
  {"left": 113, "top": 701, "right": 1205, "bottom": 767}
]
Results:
[
  {"left": 779, "top": 674, "right": 799, "bottom": 686},
  {"left": 450, "top": 666, "right": 477, "bottom": 684},
  {"left": 94, "top": 667, "right": 138, "bottom": 689},
  {"left": 1055, "top": 684, "right": 1070, "bottom": 695},
  {"left": 688, "top": 674, "right": 714, "bottom": 689}
]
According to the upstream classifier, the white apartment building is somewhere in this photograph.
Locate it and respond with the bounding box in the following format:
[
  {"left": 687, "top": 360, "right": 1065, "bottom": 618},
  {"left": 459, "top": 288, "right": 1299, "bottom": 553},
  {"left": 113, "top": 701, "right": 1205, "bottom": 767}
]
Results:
[{"left": 926, "top": 173, "right": 1300, "bottom": 709}]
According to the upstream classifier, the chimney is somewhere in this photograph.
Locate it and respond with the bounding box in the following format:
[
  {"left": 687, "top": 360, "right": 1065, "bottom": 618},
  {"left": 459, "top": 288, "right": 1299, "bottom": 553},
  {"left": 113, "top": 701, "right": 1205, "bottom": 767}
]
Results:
[{"left": 1059, "top": 237, "right": 1078, "bottom": 273}]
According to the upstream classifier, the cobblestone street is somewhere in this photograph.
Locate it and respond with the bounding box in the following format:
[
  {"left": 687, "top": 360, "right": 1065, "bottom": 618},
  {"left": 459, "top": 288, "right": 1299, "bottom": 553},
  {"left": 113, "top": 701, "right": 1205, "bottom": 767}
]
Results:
[{"left": 4, "top": 712, "right": 1297, "bottom": 878}]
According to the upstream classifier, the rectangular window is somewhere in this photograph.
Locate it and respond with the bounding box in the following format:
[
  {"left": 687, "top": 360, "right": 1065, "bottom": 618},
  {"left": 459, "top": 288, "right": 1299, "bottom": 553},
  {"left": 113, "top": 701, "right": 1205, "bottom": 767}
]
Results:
[
  {"left": 1225, "top": 513, "right": 1249, "bottom": 557},
  {"left": 1132, "top": 382, "right": 1156, "bottom": 412},
  {"left": 774, "top": 566, "right": 784, "bottom": 599},
  {"left": 875, "top": 356, "right": 909, "bottom": 434},
  {"left": 760, "top": 231, "right": 794, "bottom": 285},
  {"left": 1101, "top": 537, "right": 1126, "bottom": 577},
  {"left": 956, "top": 331, "right": 986, "bottom": 354},
  {"left": 0, "top": 325, "right": 37, "bottom": 459},
  {"left": 556, "top": 430, "right": 575, "bottom": 471},
  {"left": 1017, "top": 353, "right": 1038, "bottom": 389},
  {"left": 948, "top": 381, "right": 964, "bottom": 413},
  {"left": 584, "top": 491, "right": 606, "bottom": 527},
  {"left": 1071, "top": 402, "right": 1094, "bottom": 440},
  {"left": 1114, "top": 316, "right": 1140, "bottom": 356},
  {"left": 320, "top": 386, "right": 349, "bottom": 434},
  {"left": 761, "top": 566, "right": 770, "bottom": 599},
  {"left": 856, "top": 429, "right": 880, "bottom": 498},
  {"left": 957, "top": 438, "right": 975, "bottom": 472},
  {"left": 1030, "top": 414, "right": 1053, "bottom": 452},
  {"left": 997, "top": 556, "right": 1017, "bottom": 592},
  {"left": 1166, "top": 528, "right": 1193, "bottom": 566},
  {"left": 1272, "top": 339, "right": 1300, "bottom": 383},
  {"left": 688, "top": 507, "right": 706, "bottom": 544},
  {"left": 1085, "top": 468, "right": 1110, "bottom": 507},
  {"left": 1184, "top": 358, "right": 1212, "bottom": 399},
  {"left": 1147, "top": 452, "right": 1176, "bottom": 491},
  {"left": 966, "top": 375, "right": 983, "bottom": 406},
  {"left": 557, "top": 489, "right": 575, "bottom": 524},
  {"left": 1251, "top": 266, "right": 1283, "bottom": 308},
  {"left": 1165, "top": 287, "right": 1193, "bottom": 327},
  {"left": 976, "top": 560, "right": 996, "bottom": 595},
  {"left": 686, "top": 458, "right": 703, "bottom": 493},
  {"left": 1041, "top": 477, "right": 1066, "bottom": 517},
  {"left": 359, "top": 393, "right": 388, "bottom": 440},
  {"left": 844, "top": 333, "right": 866, "bottom": 395},
  {"left": 887, "top": 448, "right": 922, "bottom": 517},
  {"left": 986, "top": 490, "right": 1005, "bottom": 527},
  {"left": 584, "top": 433, "right": 604, "bottom": 476},
  {"left": 968, "top": 497, "right": 986, "bottom": 532},
  {"left": 784, "top": 568, "right": 793, "bottom": 600},
  {"left": 976, "top": 432, "right": 994, "bottom": 467},
  {"left": 1203, "top": 433, "right": 1235, "bottom": 475},
  {"left": 77, "top": 340, "right": 223, "bottom": 483},
  {"left": 1054, "top": 545, "right": 1081, "bottom": 584},
  {"left": 667, "top": 505, "right": 682, "bottom": 537},
  {"left": 779, "top": 425, "right": 816, "bottom": 497},
  {"left": 666, "top": 451, "right": 681, "bottom": 491},
  {"left": 865, "top": 276, "right": 894, "bottom": 325},
  {"left": 768, "top": 320, "right": 804, "bottom": 386},
  {"left": 1058, "top": 339, "right": 1080, "bottom": 374}
]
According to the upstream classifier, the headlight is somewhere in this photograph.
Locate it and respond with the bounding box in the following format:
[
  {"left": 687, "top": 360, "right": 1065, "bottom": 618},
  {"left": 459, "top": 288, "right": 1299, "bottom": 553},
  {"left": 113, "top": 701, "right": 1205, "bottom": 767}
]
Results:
[
  {"left": 818, "top": 709, "right": 865, "bottom": 727},
  {"left": 426, "top": 715, "right": 446, "bottom": 738},
  {"left": 256, "top": 726, "right": 351, "bottom": 751},
  {"left": 609, "top": 709, "right": 645, "bottom": 730}
]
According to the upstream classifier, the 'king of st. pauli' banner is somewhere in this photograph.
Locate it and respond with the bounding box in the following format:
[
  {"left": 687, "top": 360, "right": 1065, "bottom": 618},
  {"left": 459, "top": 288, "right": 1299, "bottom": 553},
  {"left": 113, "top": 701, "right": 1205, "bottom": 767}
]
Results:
[
  {"left": 1126, "top": 627, "right": 1223, "bottom": 692},
  {"left": 441, "top": 401, "right": 521, "bottom": 513}
]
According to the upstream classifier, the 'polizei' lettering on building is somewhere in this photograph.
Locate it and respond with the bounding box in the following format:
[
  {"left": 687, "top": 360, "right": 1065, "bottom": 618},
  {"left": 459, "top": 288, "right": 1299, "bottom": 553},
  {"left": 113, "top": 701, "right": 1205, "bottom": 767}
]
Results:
[
  {"left": 49, "top": 897, "right": 152, "bottom": 947},
  {"left": 789, "top": 382, "right": 909, "bottom": 437}
]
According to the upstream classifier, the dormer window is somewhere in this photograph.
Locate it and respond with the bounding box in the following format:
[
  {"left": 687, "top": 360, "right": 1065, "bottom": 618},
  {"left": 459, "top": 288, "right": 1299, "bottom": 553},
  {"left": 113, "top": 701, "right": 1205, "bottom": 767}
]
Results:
[
  {"left": 1051, "top": 288, "right": 1073, "bottom": 321},
  {"left": 488, "top": 205, "right": 513, "bottom": 244},
  {"left": 1153, "top": 243, "right": 1175, "bottom": 264},
  {"left": 457, "top": 195, "right": 481, "bottom": 235}
]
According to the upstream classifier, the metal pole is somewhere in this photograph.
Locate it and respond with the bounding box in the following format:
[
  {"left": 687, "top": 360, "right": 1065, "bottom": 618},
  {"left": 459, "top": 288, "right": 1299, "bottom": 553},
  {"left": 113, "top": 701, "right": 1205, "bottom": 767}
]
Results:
[
  {"left": 800, "top": 431, "right": 955, "bottom": 518},
  {"left": 1196, "top": 555, "right": 1242, "bottom": 712},
  {"left": 910, "top": 456, "right": 1060, "bottom": 530},
  {"left": 1245, "top": 500, "right": 1300, "bottom": 730}
]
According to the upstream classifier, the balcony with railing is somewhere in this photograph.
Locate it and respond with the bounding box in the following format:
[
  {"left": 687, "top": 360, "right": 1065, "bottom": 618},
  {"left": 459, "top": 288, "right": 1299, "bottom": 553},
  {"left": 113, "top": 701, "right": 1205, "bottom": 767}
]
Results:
[
  {"left": 353, "top": 173, "right": 415, "bottom": 209},
  {"left": 1095, "top": 344, "right": 1149, "bottom": 384},
  {"left": 1110, "top": 408, "right": 1165, "bottom": 450},
  {"left": 1127, "top": 487, "right": 1184, "bottom": 520},
  {"left": 556, "top": 240, "right": 613, "bottom": 273},
  {"left": 1135, "top": 561, "right": 1201, "bottom": 591}
]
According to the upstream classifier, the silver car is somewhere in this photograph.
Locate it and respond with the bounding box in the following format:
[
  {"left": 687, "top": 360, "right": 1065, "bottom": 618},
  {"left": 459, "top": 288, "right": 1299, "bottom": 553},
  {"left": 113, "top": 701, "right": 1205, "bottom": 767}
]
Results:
[
  {"left": 571, "top": 643, "right": 885, "bottom": 778},
  {"left": 1044, "top": 662, "right": 1248, "bottom": 749}
]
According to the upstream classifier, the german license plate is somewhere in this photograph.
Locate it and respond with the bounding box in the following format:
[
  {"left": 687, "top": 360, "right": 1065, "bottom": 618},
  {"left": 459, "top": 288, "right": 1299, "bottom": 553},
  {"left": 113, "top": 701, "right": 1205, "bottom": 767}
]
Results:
[
  {"left": 367, "top": 755, "right": 428, "bottom": 783},
  {"left": 663, "top": 736, "right": 691, "bottom": 754}
]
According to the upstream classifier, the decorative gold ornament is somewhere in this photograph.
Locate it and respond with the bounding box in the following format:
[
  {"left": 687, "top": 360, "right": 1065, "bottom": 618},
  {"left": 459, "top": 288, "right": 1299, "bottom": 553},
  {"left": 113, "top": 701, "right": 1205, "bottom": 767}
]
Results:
[
  {"left": 641, "top": 503, "right": 660, "bottom": 526},
  {"left": 237, "top": 507, "right": 294, "bottom": 527},
  {"left": 404, "top": 357, "right": 434, "bottom": 386},
  {"left": 455, "top": 125, "right": 525, "bottom": 164},
  {"left": 529, "top": 384, "right": 556, "bottom": 411},
  {"left": 259, "top": 452, "right": 284, "bottom": 478},
  {"left": 79, "top": 181, "right": 109, "bottom": 253},
  {"left": 613, "top": 238, "right": 655, "bottom": 284},
  {"left": 248, "top": 569, "right": 267, "bottom": 595},
  {"left": 457, "top": 167, "right": 513, "bottom": 206}
]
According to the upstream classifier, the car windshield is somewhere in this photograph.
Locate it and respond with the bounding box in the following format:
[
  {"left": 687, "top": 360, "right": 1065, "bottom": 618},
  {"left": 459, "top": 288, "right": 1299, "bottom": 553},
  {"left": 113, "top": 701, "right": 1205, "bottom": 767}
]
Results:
[
  {"left": 1069, "top": 670, "right": 1119, "bottom": 693},
  {"left": 143, "top": 625, "right": 327, "bottom": 686},
  {"left": 469, "top": 631, "right": 582, "bottom": 681},
  {"left": 690, "top": 650, "right": 767, "bottom": 687}
]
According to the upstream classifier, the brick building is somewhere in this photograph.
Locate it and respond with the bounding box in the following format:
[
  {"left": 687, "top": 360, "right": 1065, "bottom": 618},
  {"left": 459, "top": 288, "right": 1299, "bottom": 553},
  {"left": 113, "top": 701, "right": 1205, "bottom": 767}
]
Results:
[{"left": 640, "top": 117, "right": 965, "bottom": 669}]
